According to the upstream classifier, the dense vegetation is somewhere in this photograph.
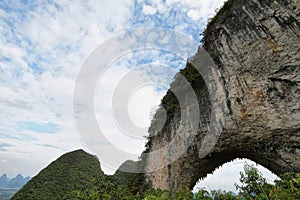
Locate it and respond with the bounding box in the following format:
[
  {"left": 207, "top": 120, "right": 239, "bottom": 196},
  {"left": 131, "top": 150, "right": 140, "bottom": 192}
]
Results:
[
  {"left": 10, "top": 150, "right": 147, "bottom": 200},
  {"left": 11, "top": 150, "right": 104, "bottom": 200},
  {"left": 72, "top": 163, "right": 300, "bottom": 200}
]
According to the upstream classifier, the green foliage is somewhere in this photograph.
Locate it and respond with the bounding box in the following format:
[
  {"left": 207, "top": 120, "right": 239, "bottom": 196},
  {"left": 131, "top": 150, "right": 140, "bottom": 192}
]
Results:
[
  {"left": 195, "top": 188, "right": 211, "bottom": 200},
  {"left": 141, "top": 186, "right": 193, "bottom": 200},
  {"left": 11, "top": 150, "right": 146, "bottom": 200},
  {"left": 143, "top": 188, "right": 171, "bottom": 199},
  {"left": 268, "top": 172, "right": 300, "bottom": 200},
  {"left": 235, "top": 163, "right": 272, "bottom": 198},
  {"left": 11, "top": 150, "right": 104, "bottom": 200},
  {"left": 235, "top": 163, "right": 300, "bottom": 200},
  {"left": 109, "top": 160, "right": 147, "bottom": 196},
  {"left": 62, "top": 162, "right": 146, "bottom": 199},
  {"left": 173, "top": 186, "right": 194, "bottom": 200}
]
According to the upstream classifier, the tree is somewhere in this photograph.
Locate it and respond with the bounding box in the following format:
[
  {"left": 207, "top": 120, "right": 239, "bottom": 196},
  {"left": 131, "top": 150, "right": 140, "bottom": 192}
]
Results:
[
  {"left": 173, "top": 186, "right": 194, "bottom": 200},
  {"left": 235, "top": 163, "right": 271, "bottom": 198},
  {"left": 269, "top": 172, "right": 300, "bottom": 200},
  {"left": 195, "top": 188, "right": 211, "bottom": 200},
  {"left": 143, "top": 188, "right": 170, "bottom": 200}
]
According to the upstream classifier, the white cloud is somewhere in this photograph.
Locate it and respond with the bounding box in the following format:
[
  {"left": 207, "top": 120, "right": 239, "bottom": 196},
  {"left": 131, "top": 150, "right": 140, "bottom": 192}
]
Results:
[
  {"left": 187, "top": 9, "right": 201, "bottom": 21},
  {"left": 91, "top": 62, "right": 165, "bottom": 172},
  {"left": 165, "top": 0, "right": 225, "bottom": 21},
  {"left": 130, "top": 0, "right": 227, "bottom": 44},
  {"left": 143, "top": 5, "right": 157, "bottom": 15}
]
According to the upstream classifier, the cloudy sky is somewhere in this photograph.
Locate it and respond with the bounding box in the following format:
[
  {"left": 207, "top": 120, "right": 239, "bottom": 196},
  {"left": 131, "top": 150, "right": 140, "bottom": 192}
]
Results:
[{"left": 0, "top": 0, "right": 278, "bottom": 192}]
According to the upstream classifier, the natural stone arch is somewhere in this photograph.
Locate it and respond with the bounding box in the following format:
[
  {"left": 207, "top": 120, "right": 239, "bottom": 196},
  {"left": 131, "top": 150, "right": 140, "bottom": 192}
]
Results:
[{"left": 144, "top": 0, "right": 300, "bottom": 191}]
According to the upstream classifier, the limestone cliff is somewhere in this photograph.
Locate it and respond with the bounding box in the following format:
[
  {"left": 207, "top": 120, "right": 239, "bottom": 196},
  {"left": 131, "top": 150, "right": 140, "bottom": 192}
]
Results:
[{"left": 144, "top": 0, "right": 300, "bottom": 191}]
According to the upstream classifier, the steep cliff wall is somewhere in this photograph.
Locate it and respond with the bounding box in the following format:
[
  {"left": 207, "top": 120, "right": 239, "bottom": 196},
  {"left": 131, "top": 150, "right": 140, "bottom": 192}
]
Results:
[{"left": 144, "top": 0, "right": 300, "bottom": 191}]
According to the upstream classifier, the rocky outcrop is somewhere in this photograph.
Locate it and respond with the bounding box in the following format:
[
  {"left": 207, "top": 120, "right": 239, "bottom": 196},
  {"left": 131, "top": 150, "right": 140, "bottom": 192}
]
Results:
[{"left": 144, "top": 0, "right": 300, "bottom": 191}]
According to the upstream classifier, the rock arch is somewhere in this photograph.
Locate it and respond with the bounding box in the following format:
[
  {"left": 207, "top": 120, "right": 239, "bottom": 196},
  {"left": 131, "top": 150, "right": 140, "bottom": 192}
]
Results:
[{"left": 144, "top": 0, "right": 300, "bottom": 191}]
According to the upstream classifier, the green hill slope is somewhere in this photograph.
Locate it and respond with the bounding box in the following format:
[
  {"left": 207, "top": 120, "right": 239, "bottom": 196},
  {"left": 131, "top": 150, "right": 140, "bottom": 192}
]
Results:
[{"left": 11, "top": 149, "right": 104, "bottom": 200}]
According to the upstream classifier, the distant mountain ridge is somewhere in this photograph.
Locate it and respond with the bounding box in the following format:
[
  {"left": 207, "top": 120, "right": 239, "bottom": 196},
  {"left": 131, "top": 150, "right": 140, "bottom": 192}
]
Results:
[{"left": 0, "top": 173, "right": 30, "bottom": 189}]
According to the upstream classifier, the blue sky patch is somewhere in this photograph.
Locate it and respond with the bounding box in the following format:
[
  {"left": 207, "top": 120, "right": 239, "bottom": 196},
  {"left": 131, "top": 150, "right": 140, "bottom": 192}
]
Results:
[{"left": 18, "top": 121, "right": 60, "bottom": 134}]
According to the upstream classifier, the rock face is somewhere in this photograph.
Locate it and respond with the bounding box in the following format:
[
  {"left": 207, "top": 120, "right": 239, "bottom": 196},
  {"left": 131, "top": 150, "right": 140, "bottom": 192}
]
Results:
[{"left": 144, "top": 0, "right": 300, "bottom": 191}]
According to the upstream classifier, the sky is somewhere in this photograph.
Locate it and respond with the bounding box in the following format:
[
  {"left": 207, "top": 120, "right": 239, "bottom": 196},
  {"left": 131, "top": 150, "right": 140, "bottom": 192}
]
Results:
[{"left": 0, "top": 0, "right": 278, "bottom": 192}]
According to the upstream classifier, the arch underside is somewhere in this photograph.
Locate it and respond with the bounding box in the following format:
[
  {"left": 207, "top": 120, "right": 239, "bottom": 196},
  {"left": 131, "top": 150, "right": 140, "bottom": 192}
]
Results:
[{"left": 167, "top": 131, "right": 299, "bottom": 190}]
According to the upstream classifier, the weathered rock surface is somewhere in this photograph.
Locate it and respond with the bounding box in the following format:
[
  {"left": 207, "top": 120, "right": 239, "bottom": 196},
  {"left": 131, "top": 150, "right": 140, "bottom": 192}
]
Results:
[{"left": 144, "top": 0, "right": 300, "bottom": 191}]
